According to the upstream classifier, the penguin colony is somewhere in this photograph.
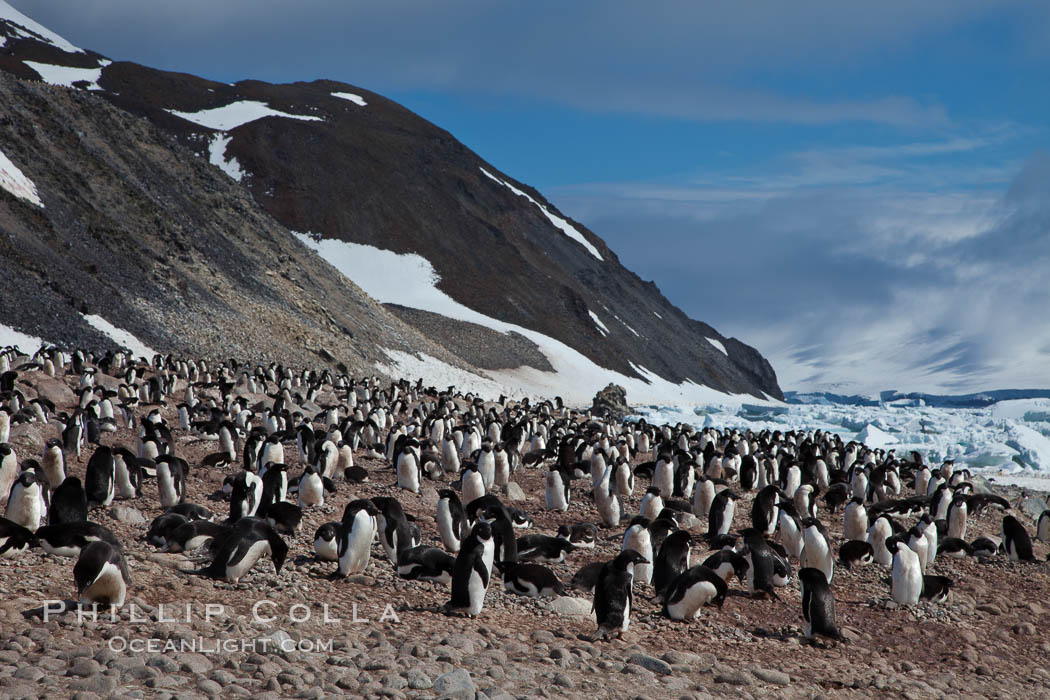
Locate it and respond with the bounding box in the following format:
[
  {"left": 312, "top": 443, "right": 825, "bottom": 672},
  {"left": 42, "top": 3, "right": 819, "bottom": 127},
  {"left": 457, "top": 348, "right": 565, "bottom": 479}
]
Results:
[{"left": 0, "top": 344, "right": 1044, "bottom": 647}]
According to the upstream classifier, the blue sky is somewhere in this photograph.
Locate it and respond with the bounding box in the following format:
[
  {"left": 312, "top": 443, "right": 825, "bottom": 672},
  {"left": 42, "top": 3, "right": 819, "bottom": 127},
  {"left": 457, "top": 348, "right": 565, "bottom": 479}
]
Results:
[{"left": 17, "top": 0, "right": 1050, "bottom": 393}]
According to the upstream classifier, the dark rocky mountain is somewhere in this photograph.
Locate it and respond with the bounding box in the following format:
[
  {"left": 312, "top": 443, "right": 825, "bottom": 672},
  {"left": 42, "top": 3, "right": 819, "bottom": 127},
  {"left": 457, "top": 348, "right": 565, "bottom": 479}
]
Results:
[{"left": 0, "top": 4, "right": 782, "bottom": 400}]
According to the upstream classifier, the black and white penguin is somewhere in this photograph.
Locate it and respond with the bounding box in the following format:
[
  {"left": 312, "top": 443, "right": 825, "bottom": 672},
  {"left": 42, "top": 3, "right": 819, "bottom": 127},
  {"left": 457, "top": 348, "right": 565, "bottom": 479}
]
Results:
[
  {"left": 707, "top": 490, "right": 738, "bottom": 537},
  {"left": 161, "top": 520, "right": 228, "bottom": 553},
  {"left": 937, "top": 537, "right": 969, "bottom": 558},
  {"left": 800, "top": 518, "right": 835, "bottom": 584},
  {"left": 5, "top": 469, "right": 47, "bottom": 531},
  {"left": 446, "top": 521, "right": 495, "bottom": 617},
  {"left": 194, "top": 518, "right": 288, "bottom": 582},
  {"left": 168, "top": 503, "right": 214, "bottom": 522},
  {"left": 559, "top": 522, "right": 598, "bottom": 550},
  {"left": 777, "top": 501, "right": 805, "bottom": 560},
  {"left": 397, "top": 545, "right": 456, "bottom": 584},
  {"left": 370, "top": 496, "right": 421, "bottom": 567},
  {"left": 0, "top": 516, "right": 35, "bottom": 558},
  {"left": 639, "top": 487, "right": 665, "bottom": 521},
  {"left": 652, "top": 530, "right": 692, "bottom": 599},
  {"left": 751, "top": 485, "right": 781, "bottom": 536},
  {"left": 838, "top": 540, "right": 874, "bottom": 569},
  {"left": 946, "top": 493, "right": 969, "bottom": 540},
  {"left": 41, "top": 439, "right": 66, "bottom": 490},
  {"left": 147, "top": 512, "right": 188, "bottom": 547},
  {"left": 621, "top": 517, "right": 654, "bottom": 586},
  {"left": 1001, "top": 515, "right": 1034, "bottom": 561},
  {"left": 798, "top": 567, "right": 841, "bottom": 642},
  {"left": 662, "top": 565, "right": 728, "bottom": 620},
  {"left": 74, "top": 540, "right": 131, "bottom": 608},
  {"left": 155, "top": 455, "right": 187, "bottom": 508},
  {"left": 968, "top": 536, "right": 999, "bottom": 558},
  {"left": 1038, "top": 510, "right": 1050, "bottom": 542},
  {"left": 890, "top": 537, "right": 923, "bottom": 606},
  {"left": 699, "top": 549, "right": 749, "bottom": 585},
  {"left": 868, "top": 515, "right": 894, "bottom": 567},
  {"left": 842, "top": 497, "right": 868, "bottom": 542},
  {"left": 742, "top": 529, "right": 782, "bottom": 600},
  {"left": 592, "top": 548, "right": 648, "bottom": 640},
  {"left": 262, "top": 501, "right": 302, "bottom": 536},
  {"left": 336, "top": 500, "right": 379, "bottom": 576},
  {"left": 484, "top": 505, "right": 519, "bottom": 574},
  {"left": 228, "top": 471, "right": 263, "bottom": 521},
  {"left": 313, "top": 522, "right": 342, "bottom": 562},
  {"left": 298, "top": 464, "right": 336, "bottom": 508},
  {"left": 111, "top": 448, "right": 142, "bottom": 500},
  {"left": 503, "top": 562, "right": 565, "bottom": 597},
  {"left": 259, "top": 462, "right": 289, "bottom": 512},
  {"left": 84, "top": 446, "right": 115, "bottom": 508},
  {"left": 692, "top": 476, "right": 716, "bottom": 520},
  {"left": 921, "top": 574, "right": 953, "bottom": 602},
  {"left": 516, "top": 534, "right": 576, "bottom": 563},
  {"left": 436, "top": 489, "right": 468, "bottom": 553},
  {"left": 545, "top": 467, "right": 570, "bottom": 512},
  {"left": 49, "top": 476, "right": 88, "bottom": 525}
]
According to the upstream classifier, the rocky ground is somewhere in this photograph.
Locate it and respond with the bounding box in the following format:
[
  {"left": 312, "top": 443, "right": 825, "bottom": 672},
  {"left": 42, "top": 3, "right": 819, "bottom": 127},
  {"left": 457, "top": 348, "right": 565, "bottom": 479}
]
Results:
[{"left": 2, "top": 362, "right": 1050, "bottom": 700}]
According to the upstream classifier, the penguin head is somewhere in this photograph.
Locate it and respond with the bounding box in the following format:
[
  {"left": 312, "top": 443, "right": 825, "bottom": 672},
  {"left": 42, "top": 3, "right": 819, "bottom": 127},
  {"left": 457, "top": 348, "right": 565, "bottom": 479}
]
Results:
[{"left": 614, "top": 548, "right": 650, "bottom": 569}]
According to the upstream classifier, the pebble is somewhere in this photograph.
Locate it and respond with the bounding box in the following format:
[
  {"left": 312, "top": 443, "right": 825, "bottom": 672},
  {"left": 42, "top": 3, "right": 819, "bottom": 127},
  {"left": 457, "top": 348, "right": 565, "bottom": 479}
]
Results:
[
  {"left": 433, "top": 668, "right": 476, "bottom": 699},
  {"left": 713, "top": 668, "right": 752, "bottom": 686},
  {"left": 752, "top": 668, "right": 790, "bottom": 686},
  {"left": 627, "top": 653, "right": 673, "bottom": 676}
]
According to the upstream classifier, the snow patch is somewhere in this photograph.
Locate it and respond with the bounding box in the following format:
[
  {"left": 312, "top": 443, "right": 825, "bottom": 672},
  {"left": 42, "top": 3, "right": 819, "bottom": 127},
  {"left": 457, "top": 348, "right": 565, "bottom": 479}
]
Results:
[
  {"left": 855, "top": 423, "right": 898, "bottom": 449},
  {"left": 0, "top": 1, "right": 84, "bottom": 53},
  {"left": 208, "top": 133, "right": 245, "bottom": 182},
  {"left": 588, "top": 311, "right": 609, "bottom": 336},
  {"left": 167, "top": 100, "right": 323, "bottom": 131},
  {"left": 478, "top": 167, "right": 603, "bottom": 261},
  {"left": 332, "top": 92, "right": 367, "bottom": 106},
  {"left": 0, "top": 321, "right": 43, "bottom": 352},
  {"left": 293, "top": 232, "right": 755, "bottom": 406},
  {"left": 707, "top": 337, "right": 728, "bottom": 356},
  {"left": 82, "top": 315, "right": 157, "bottom": 359},
  {"left": 23, "top": 60, "right": 108, "bottom": 90},
  {"left": 0, "top": 146, "right": 43, "bottom": 207}
]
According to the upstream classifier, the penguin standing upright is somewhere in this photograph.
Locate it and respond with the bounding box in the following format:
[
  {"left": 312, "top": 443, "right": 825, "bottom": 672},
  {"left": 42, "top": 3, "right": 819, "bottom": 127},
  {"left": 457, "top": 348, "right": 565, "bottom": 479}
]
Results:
[
  {"left": 751, "top": 485, "right": 781, "bottom": 536},
  {"left": 111, "top": 448, "right": 142, "bottom": 500},
  {"left": 800, "top": 518, "right": 835, "bottom": 584},
  {"left": 1037, "top": 510, "right": 1050, "bottom": 542},
  {"left": 74, "top": 540, "right": 131, "bottom": 608},
  {"left": 461, "top": 467, "right": 486, "bottom": 506},
  {"left": 692, "top": 477, "right": 716, "bottom": 520},
  {"left": 891, "top": 539, "right": 923, "bottom": 605},
  {"left": 297, "top": 464, "right": 335, "bottom": 508},
  {"left": 336, "top": 500, "right": 379, "bottom": 576},
  {"left": 545, "top": 467, "right": 570, "bottom": 512},
  {"left": 41, "top": 439, "right": 66, "bottom": 490},
  {"left": 485, "top": 505, "right": 518, "bottom": 574},
  {"left": 594, "top": 466, "right": 621, "bottom": 528},
  {"left": 592, "top": 549, "right": 648, "bottom": 640},
  {"left": 84, "top": 446, "right": 115, "bottom": 508},
  {"left": 742, "top": 529, "right": 781, "bottom": 600},
  {"left": 395, "top": 442, "right": 421, "bottom": 494},
  {"left": 842, "top": 497, "right": 868, "bottom": 542},
  {"left": 639, "top": 487, "right": 665, "bottom": 521},
  {"left": 778, "top": 501, "right": 805, "bottom": 560},
  {"left": 707, "top": 490, "right": 738, "bottom": 537},
  {"left": 868, "top": 515, "right": 894, "bottom": 568},
  {"left": 155, "top": 455, "right": 187, "bottom": 508},
  {"left": 652, "top": 530, "right": 692, "bottom": 599},
  {"left": 1001, "top": 515, "right": 1034, "bottom": 561},
  {"left": 49, "top": 476, "right": 88, "bottom": 525},
  {"left": 446, "top": 521, "right": 495, "bottom": 617},
  {"left": 798, "top": 567, "right": 841, "bottom": 642},
  {"left": 436, "top": 489, "right": 467, "bottom": 553},
  {"left": 5, "top": 470, "right": 47, "bottom": 531},
  {"left": 947, "top": 494, "right": 968, "bottom": 540},
  {"left": 621, "top": 517, "right": 654, "bottom": 586},
  {"left": 371, "top": 496, "right": 420, "bottom": 566},
  {"left": 0, "top": 444, "right": 17, "bottom": 506}
]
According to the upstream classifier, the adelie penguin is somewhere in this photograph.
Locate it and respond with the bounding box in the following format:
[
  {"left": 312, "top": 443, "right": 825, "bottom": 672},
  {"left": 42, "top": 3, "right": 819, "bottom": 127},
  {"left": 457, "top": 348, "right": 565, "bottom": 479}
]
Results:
[
  {"left": 155, "top": 455, "right": 188, "bottom": 508},
  {"left": 397, "top": 545, "right": 456, "bottom": 585},
  {"left": 161, "top": 520, "right": 228, "bottom": 553},
  {"left": 75, "top": 540, "right": 131, "bottom": 608},
  {"left": 49, "top": 476, "right": 88, "bottom": 525},
  {"left": 707, "top": 490, "right": 738, "bottom": 537},
  {"left": 516, "top": 534, "right": 576, "bottom": 563},
  {"left": 84, "top": 446, "right": 115, "bottom": 508},
  {"left": 436, "top": 489, "right": 467, "bottom": 553},
  {"left": 742, "top": 529, "right": 782, "bottom": 601},
  {"left": 502, "top": 562, "right": 565, "bottom": 598},
  {"left": 838, "top": 540, "right": 874, "bottom": 569},
  {"left": 559, "top": 522, "right": 598, "bottom": 550},
  {"left": 890, "top": 537, "right": 923, "bottom": 606},
  {"left": 193, "top": 518, "right": 288, "bottom": 583},
  {"left": 371, "top": 496, "right": 420, "bottom": 566},
  {"left": 700, "top": 549, "right": 749, "bottom": 585},
  {"left": 337, "top": 500, "right": 380, "bottom": 576},
  {"left": 662, "top": 565, "right": 728, "bottom": 621},
  {"left": 5, "top": 469, "right": 47, "bottom": 531},
  {"left": 0, "top": 516, "right": 35, "bottom": 559},
  {"left": 798, "top": 567, "right": 842, "bottom": 643},
  {"left": 800, "top": 518, "right": 834, "bottom": 585},
  {"left": 445, "top": 521, "right": 495, "bottom": 617},
  {"left": 545, "top": 467, "right": 570, "bottom": 512},
  {"left": 1001, "top": 515, "right": 1034, "bottom": 561},
  {"left": 297, "top": 464, "right": 336, "bottom": 508},
  {"left": 621, "top": 517, "right": 654, "bottom": 586},
  {"left": 313, "top": 522, "right": 342, "bottom": 562},
  {"left": 592, "top": 549, "right": 649, "bottom": 641},
  {"left": 652, "top": 530, "right": 692, "bottom": 600}
]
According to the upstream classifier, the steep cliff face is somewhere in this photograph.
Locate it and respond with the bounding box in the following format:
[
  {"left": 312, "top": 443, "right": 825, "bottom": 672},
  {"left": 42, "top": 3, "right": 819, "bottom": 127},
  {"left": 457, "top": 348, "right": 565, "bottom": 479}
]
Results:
[{"left": 0, "top": 3, "right": 782, "bottom": 400}]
